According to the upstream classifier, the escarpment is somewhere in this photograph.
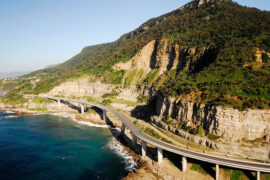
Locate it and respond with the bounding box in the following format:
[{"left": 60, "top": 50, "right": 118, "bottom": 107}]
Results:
[
  {"left": 152, "top": 94, "right": 270, "bottom": 142},
  {"left": 112, "top": 38, "right": 209, "bottom": 75}
]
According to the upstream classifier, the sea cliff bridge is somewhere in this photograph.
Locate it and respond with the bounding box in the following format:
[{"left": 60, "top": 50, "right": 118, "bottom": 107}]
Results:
[{"left": 24, "top": 94, "right": 270, "bottom": 180}]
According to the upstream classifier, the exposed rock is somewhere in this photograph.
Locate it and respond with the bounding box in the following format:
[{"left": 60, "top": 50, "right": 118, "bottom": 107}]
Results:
[
  {"left": 149, "top": 93, "right": 270, "bottom": 162},
  {"left": 255, "top": 48, "right": 270, "bottom": 63},
  {"left": 112, "top": 38, "right": 208, "bottom": 75},
  {"left": 112, "top": 40, "right": 156, "bottom": 74},
  {"left": 47, "top": 79, "right": 139, "bottom": 101},
  {"left": 180, "top": 0, "right": 232, "bottom": 10},
  {"left": 155, "top": 94, "right": 270, "bottom": 141}
]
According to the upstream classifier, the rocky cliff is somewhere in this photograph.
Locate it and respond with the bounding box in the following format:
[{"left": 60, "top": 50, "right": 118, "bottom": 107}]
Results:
[
  {"left": 112, "top": 38, "right": 208, "bottom": 76},
  {"left": 47, "top": 78, "right": 140, "bottom": 101},
  {"left": 153, "top": 94, "right": 270, "bottom": 142}
]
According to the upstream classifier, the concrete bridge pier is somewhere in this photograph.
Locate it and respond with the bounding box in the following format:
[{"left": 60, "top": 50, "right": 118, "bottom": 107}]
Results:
[
  {"left": 57, "top": 100, "right": 61, "bottom": 110},
  {"left": 257, "top": 171, "right": 260, "bottom": 180},
  {"left": 157, "top": 147, "right": 163, "bottom": 164},
  {"left": 216, "top": 164, "right": 219, "bottom": 180},
  {"left": 141, "top": 140, "right": 147, "bottom": 157},
  {"left": 102, "top": 110, "right": 107, "bottom": 121},
  {"left": 121, "top": 123, "right": 126, "bottom": 134},
  {"left": 182, "top": 156, "right": 187, "bottom": 172},
  {"left": 80, "top": 104, "right": 85, "bottom": 114},
  {"left": 132, "top": 133, "right": 137, "bottom": 147}
]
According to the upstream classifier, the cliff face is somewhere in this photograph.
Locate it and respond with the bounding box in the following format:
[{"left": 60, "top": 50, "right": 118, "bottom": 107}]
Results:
[
  {"left": 112, "top": 38, "right": 208, "bottom": 75},
  {"left": 47, "top": 78, "right": 139, "bottom": 101},
  {"left": 154, "top": 94, "right": 270, "bottom": 141},
  {"left": 112, "top": 40, "right": 155, "bottom": 74}
]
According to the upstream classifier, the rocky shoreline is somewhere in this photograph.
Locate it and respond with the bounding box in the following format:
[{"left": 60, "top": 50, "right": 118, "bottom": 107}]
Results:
[{"left": 0, "top": 107, "right": 164, "bottom": 179}]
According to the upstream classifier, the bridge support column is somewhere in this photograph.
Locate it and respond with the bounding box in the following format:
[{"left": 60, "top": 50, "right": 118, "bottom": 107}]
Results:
[
  {"left": 121, "top": 123, "right": 126, "bottom": 134},
  {"left": 141, "top": 140, "right": 147, "bottom": 157},
  {"left": 57, "top": 100, "right": 61, "bottom": 110},
  {"left": 157, "top": 147, "right": 163, "bottom": 164},
  {"left": 80, "top": 104, "right": 85, "bottom": 114},
  {"left": 132, "top": 133, "right": 137, "bottom": 147},
  {"left": 216, "top": 164, "right": 219, "bottom": 180},
  {"left": 103, "top": 110, "right": 106, "bottom": 121},
  {"left": 182, "top": 156, "right": 187, "bottom": 172},
  {"left": 257, "top": 171, "right": 260, "bottom": 180}
]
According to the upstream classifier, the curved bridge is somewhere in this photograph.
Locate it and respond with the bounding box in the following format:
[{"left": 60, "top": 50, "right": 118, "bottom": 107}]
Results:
[{"left": 25, "top": 94, "right": 270, "bottom": 180}]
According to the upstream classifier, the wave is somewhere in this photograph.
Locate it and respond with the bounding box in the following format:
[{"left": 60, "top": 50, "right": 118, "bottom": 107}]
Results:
[
  {"left": 4, "top": 111, "right": 15, "bottom": 114},
  {"left": 108, "top": 138, "right": 137, "bottom": 172},
  {"left": 0, "top": 110, "right": 17, "bottom": 119},
  {"left": 50, "top": 112, "right": 120, "bottom": 130},
  {"left": 50, "top": 112, "right": 136, "bottom": 172}
]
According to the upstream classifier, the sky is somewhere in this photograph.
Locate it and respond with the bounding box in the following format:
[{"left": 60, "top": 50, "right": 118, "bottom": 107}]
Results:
[{"left": 0, "top": 0, "right": 269, "bottom": 73}]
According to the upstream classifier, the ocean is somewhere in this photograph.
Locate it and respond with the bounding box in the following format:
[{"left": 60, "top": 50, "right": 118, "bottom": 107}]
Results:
[{"left": 0, "top": 112, "right": 135, "bottom": 179}]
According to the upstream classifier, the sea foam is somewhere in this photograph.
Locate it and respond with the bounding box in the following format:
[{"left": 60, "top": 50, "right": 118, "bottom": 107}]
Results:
[
  {"left": 50, "top": 112, "right": 136, "bottom": 172},
  {"left": 108, "top": 138, "right": 137, "bottom": 172}
]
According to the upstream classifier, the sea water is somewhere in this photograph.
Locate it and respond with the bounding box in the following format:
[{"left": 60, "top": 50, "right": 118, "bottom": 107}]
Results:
[{"left": 0, "top": 113, "right": 135, "bottom": 180}]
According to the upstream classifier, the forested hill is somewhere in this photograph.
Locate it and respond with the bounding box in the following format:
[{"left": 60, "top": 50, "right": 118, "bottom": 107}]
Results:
[{"left": 6, "top": 0, "right": 270, "bottom": 109}]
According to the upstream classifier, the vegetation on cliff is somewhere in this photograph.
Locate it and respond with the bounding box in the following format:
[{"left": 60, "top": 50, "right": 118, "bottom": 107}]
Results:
[{"left": 3, "top": 0, "right": 270, "bottom": 109}]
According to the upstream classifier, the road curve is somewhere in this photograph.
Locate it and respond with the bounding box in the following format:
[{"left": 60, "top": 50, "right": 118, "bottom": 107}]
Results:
[{"left": 26, "top": 94, "right": 270, "bottom": 173}]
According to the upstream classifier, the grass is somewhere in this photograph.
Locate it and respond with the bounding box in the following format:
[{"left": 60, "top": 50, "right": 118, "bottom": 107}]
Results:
[
  {"left": 102, "top": 92, "right": 119, "bottom": 98},
  {"left": 29, "top": 107, "right": 48, "bottom": 111},
  {"left": 124, "top": 69, "right": 138, "bottom": 86},
  {"left": 137, "top": 95, "right": 149, "bottom": 103},
  {"left": 262, "top": 173, "right": 270, "bottom": 180},
  {"left": 101, "top": 99, "right": 112, "bottom": 106},
  {"left": 207, "top": 133, "right": 220, "bottom": 140},
  {"left": 141, "top": 127, "right": 173, "bottom": 144},
  {"left": 110, "top": 98, "right": 140, "bottom": 106},
  {"left": 223, "top": 168, "right": 251, "bottom": 180},
  {"left": 190, "top": 164, "right": 207, "bottom": 174},
  {"left": 32, "top": 97, "right": 52, "bottom": 104},
  {"left": 141, "top": 69, "right": 160, "bottom": 86},
  {"left": 231, "top": 170, "right": 242, "bottom": 180},
  {"left": 87, "top": 96, "right": 99, "bottom": 103}
]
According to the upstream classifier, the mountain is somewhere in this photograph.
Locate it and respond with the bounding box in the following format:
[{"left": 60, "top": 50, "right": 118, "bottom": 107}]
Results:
[
  {"left": 7, "top": 0, "right": 270, "bottom": 109},
  {"left": 0, "top": 71, "right": 30, "bottom": 79}
]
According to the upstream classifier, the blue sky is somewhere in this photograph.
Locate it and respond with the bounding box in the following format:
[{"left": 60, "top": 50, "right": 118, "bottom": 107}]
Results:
[{"left": 0, "top": 0, "right": 269, "bottom": 73}]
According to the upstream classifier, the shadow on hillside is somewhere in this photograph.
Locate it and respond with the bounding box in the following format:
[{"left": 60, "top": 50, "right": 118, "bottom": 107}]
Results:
[{"left": 130, "top": 97, "right": 157, "bottom": 122}]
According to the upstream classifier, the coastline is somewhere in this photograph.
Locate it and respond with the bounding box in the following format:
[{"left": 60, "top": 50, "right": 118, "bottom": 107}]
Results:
[{"left": 0, "top": 107, "right": 155, "bottom": 179}]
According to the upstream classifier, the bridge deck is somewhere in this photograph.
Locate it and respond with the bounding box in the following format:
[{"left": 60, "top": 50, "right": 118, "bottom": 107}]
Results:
[{"left": 25, "top": 94, "right": 270, "bottom": 173}]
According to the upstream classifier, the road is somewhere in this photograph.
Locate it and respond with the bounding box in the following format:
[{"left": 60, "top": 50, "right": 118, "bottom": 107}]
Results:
[{"left": 26, "top": 94, "right": 270, "bottom": 173}]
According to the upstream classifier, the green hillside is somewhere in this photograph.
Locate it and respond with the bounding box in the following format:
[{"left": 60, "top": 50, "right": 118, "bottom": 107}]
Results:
[{"left": 4, "top": 0, "right": 270, "bottom": 109}]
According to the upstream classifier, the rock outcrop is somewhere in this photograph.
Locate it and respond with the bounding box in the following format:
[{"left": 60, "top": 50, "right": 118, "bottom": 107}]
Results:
[
  {"left": 47, "top": 79, "right": 140, "bottom": 101},
  {"left": 112, "top": 40, "right": 155, "bottom": 74},
  {"left": 154, "top": 95, "right": 270, "bottom": 141},
  {"left": 112, "top": 38, "right": 209, "bottom": 75},
  {"left": 147, "top": 93, "right": 270, "bottom": 161}
]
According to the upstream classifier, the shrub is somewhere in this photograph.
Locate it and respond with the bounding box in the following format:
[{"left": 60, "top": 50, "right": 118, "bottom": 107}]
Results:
[
  {"left": 87, "top": 96, "right": 99, "bottom": 103},
  {"left": 1, "top": 93, "right": 28, "bottom": 105},
  {"left": 207, "top": 133, "right": 220, "bottom": 140},
  {"left": 198, "top": 125, "right": 205, "bottom": 136},
  {"left": 137, "top": 95, "right": 149, "bottom": 103},
  {"left": 33, "top": 97, "right": 52, "bottom": 104},
  {"left": 101, "top": 99, "right": 112, "bottom": 106},
  {"left": 102, "top": 91, "right": 119, "bottom": 98}
]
